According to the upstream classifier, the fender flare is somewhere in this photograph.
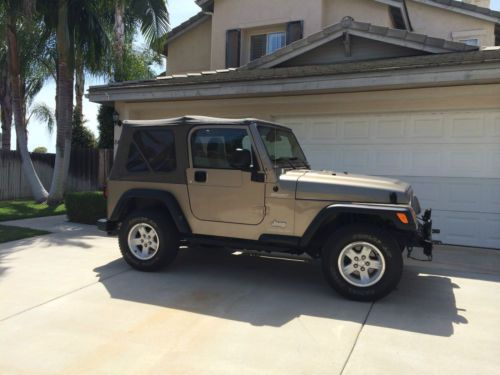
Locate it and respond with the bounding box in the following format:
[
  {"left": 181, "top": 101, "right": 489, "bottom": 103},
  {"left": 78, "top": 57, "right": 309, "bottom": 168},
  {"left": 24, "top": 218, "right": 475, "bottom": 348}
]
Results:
[
  {"left": 110, "top": 189, "right": 191, "bottom": 234},
  {"left": 300, "top": 204, "right": 416, "bottom": 247}
]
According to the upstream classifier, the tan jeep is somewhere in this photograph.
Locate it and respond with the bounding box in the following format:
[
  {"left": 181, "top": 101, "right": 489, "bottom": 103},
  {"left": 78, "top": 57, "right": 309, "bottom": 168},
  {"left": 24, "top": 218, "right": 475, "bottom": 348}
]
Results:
[{"left": 98, "top": 116, "right": 436, "bottom": 301}]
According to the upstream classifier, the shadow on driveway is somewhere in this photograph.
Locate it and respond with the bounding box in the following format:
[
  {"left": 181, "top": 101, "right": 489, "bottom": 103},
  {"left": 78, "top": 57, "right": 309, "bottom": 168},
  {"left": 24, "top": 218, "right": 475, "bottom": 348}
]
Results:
[{"left": 94, "top": 247, "right": 467, "bottom": 336}]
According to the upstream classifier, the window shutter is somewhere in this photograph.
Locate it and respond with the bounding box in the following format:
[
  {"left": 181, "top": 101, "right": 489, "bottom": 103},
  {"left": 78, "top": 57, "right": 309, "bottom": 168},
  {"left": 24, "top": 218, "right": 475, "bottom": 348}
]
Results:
[
  {"left": 226, "top": 29, "right": 241, "bottom": 68},
  {"left": 286, "top": 21, "right": 303, "bottom": 45}
]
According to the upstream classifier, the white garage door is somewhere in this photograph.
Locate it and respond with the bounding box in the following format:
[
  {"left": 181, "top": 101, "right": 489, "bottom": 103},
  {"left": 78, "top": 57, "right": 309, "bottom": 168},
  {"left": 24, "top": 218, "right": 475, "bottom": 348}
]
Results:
[{"left": 275, "top": 110, "right": 500, "bottom": 249}]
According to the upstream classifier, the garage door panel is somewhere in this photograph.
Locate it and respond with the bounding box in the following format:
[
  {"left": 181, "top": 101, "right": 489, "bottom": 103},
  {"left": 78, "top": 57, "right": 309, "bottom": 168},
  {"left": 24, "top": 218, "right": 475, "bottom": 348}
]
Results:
[
  {"left": 294, "top": 112, "right": 500, "bottom": 145},
  {"left": 339, "top": 149, "right": 370, "bottom": 172},
  {"left": 391, "top": 177, "right": 500, "bottom": 215},
  {"left": 433, "top": 211, "right": 500, "bottom": 249},
  {"left": 450, "top": 115, "right": 485, "bottom": 138},
  {"left": 299, "top": 143, "right": 499, "bottom": 179},
  {"left": 275, "top": 110, "right": 500, "bottom": 248},
  {"left": 309, "top": 119, "right": 338, "bottom": 142},
  {"left": 341, "top": 119, "right": 371, "bottom": 140},
  {"left": 375, "top": 118, "right": 406, "bottom": 139},
  {"left": 492, "top": 115, "right": 500, "bottom": 137},
  {"left": 410, "top": 116, "right": 445, "bottom": 139}
]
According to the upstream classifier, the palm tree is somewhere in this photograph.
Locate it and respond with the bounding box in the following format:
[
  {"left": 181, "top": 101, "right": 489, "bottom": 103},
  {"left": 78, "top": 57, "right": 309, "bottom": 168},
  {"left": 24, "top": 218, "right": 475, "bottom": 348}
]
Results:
[
  {"left": 37, "top": 0, "right": 109, "bottom": 204},
  {"left": 4, "top": 0, "right": 49, "bottom": 202},
  {"left": 113, "top": 0, "right": 169, "bottom": 81}
]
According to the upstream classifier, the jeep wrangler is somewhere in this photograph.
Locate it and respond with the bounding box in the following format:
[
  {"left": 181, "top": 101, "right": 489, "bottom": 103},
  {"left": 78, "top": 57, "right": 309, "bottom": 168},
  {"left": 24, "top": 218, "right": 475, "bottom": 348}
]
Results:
[{"left": 98, "top": 116, "right": 436, "bottom": 301}]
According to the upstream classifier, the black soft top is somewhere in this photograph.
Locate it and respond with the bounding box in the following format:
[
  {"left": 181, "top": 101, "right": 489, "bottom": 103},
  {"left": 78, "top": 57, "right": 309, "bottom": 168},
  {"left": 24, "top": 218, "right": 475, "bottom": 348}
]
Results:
[{"left": 122, "top": 115, "right": 292, "bottom": 130}]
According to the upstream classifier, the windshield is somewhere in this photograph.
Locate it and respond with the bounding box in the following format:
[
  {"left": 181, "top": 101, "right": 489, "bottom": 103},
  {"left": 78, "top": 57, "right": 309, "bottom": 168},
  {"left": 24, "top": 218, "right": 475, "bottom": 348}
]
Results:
[{"left": 258, "top": 125, "right": 309, "bottom": 169}]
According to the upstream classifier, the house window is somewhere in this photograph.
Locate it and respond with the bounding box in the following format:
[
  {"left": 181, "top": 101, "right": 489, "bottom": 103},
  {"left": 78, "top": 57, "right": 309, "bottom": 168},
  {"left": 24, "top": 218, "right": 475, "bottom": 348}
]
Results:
[
  {"left": 250, "top": 32, "right": 286, "bottom": 61},
  {"left": 460, "top": 38, "right": 480, "bottom": 46}
]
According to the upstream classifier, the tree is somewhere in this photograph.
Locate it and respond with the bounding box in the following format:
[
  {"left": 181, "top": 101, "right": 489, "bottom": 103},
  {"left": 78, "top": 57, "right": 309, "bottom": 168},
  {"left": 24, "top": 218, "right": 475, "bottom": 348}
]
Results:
[
  {"left": 113, "top": 0, "right": 169, "bottom": 82},
  {"left": 33, "top": 146, "right": 47, "bottom": 153},
  {"left": 72, "top": 108, "right": 96, "bottom": 149},
  {"left": 97, "top": 105, "right": 114, "bottom": 149},
  {"left": 5, "top": 0, "right": 49, "bottom": 202},
  {"left": 38, "top": 0, "right": 109, "bottom": 204}
]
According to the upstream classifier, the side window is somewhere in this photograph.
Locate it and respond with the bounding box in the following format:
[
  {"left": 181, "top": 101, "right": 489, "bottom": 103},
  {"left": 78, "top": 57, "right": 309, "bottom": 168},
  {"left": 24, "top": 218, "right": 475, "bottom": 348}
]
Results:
[
  {"left": 191, "top": 128, "right": 253, "bottom": 170},
  {"left": 126, "top": 129, "right": 176, "bottom": 173}
]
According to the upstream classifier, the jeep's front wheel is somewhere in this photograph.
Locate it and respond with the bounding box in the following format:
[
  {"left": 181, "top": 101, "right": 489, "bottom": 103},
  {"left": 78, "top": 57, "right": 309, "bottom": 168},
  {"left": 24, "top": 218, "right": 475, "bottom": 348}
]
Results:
[
  {"left": 119, "top": 210, "right": 179, "bottom": 271},
  {"left": 321, "top": 225, "right": 403, "bottom": 301}
]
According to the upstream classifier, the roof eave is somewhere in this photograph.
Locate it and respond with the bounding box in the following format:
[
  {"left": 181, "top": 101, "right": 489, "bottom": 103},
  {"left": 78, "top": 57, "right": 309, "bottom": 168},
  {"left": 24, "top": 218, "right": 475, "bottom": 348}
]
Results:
[
  {"left": 88, "top": 60, "right": 500, "bottom": 105},
  {"left": 412, "top": 0, "right": 500, "bottom": 24}
]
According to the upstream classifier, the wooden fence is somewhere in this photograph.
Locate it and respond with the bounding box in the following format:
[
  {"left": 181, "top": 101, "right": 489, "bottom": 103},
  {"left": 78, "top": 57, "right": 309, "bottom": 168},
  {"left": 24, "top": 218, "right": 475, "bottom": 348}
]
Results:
[{"left": 0, "top": 148, "right": 113, "bottom": 201}]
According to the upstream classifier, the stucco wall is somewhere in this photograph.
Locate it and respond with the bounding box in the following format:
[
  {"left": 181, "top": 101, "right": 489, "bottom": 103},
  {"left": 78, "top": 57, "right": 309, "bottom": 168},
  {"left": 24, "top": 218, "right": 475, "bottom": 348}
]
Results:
[
  {"left": 210, "top": 0, "right": 324, "bottom": 69},
  {"left": 323, "top": 0, "right": 391, "bottom": 27},
  {"left": 406, "top": 1, "right": 495, "bottom": 46},
  {"left": 114, "top": 84, "right": 500, "bottom": 129},
  {"left": 167, "top": 17, "right": 212, "bottom": 74}
]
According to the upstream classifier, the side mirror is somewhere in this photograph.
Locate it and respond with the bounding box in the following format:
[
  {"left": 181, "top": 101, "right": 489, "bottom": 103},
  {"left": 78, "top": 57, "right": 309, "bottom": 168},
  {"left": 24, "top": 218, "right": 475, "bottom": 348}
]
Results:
[{"left": 230, "top": 149, "right": 252, "bottom": 171}]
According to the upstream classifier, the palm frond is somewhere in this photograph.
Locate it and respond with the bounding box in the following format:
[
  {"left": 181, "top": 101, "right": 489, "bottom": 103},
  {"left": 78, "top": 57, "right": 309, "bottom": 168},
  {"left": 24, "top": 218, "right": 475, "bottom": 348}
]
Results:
[
  {"left": 29, "top": 102, "right": 55, "bottom": 134},
  {"left": 130, "top": 0, "right": 170, "bottom": 50}
]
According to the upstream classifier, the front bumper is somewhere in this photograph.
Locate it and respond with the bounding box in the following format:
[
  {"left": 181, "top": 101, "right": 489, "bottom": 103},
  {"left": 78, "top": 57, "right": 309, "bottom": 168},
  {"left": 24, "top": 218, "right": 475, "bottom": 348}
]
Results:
[{"left": 412, "top": 209, "right": 439, "bottom": 260}]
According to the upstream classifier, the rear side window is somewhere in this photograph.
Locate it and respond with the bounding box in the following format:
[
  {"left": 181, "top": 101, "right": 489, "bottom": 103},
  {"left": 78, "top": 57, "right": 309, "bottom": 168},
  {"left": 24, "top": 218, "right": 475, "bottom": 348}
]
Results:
[{"left": 126, "top": 129, "right": 176, "bottom": 173}]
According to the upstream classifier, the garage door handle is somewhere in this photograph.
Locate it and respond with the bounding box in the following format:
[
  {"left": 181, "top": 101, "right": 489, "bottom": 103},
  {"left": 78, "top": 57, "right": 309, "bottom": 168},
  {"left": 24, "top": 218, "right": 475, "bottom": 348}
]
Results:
[{"left": 195, "top": 171, "right": 207, "bottom": 183}]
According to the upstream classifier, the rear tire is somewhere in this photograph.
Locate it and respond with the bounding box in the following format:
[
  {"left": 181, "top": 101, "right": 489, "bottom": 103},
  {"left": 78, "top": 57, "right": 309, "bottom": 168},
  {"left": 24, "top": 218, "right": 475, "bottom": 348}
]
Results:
[
  {"left": 119, "top": 210, "right": 179, "bottom": 271},
  {"left": 321, "top": 225, "right": 403, "bottom": 301}
]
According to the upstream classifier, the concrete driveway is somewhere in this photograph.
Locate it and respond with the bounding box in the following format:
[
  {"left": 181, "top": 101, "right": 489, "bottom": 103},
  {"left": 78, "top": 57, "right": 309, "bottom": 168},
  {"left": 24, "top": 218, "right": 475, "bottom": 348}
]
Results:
[{"left": 1, "top": 216, "right": 499, "bottom": 375}]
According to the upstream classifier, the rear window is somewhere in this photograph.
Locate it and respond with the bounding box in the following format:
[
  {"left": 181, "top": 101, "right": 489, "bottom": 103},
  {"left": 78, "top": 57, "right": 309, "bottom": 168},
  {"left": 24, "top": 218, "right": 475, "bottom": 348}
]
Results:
[{"left": 126, "top": 129, "right": 176, "bottom": 173}]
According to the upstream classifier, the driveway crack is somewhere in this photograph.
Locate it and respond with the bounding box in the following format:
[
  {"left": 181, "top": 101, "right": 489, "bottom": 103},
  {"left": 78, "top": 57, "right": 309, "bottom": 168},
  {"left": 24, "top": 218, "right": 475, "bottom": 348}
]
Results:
[
  {"left": 340, "top": 301, "right": 374, "bottom": 375},
  {"left": 0, "top": 268, "right": 131, "bottom": 322}
]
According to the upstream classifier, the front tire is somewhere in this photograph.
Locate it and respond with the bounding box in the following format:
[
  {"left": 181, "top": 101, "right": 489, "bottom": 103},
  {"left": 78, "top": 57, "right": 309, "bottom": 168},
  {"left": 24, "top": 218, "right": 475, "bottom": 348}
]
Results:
[
  {"left": 119, "top": 210, "right": 179, "bottom": 271},
  {"left": 321, "top": 225, "right": 403, "bottom": 301}
]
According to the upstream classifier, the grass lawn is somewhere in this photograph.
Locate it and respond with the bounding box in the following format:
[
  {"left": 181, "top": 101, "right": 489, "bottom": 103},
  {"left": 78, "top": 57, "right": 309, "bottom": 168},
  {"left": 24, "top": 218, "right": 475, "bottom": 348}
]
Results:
[
  {"left": 0, "top": 200, "right": 66, "bottom": 222},
  {"left": 0, "top": 224, "right": 50, "bottom": 244}
]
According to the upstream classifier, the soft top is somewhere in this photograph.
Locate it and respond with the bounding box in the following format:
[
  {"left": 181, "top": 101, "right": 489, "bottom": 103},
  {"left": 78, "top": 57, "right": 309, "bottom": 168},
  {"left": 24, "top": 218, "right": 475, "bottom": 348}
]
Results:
[{"left": 122, "top": 115, "right": 291, "bottom": 130}]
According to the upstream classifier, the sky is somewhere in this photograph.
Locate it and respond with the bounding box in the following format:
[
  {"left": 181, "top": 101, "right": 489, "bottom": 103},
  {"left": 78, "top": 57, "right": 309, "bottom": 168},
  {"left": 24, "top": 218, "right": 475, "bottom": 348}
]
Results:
[{"left": 14, "top": 0, "right": 500, "bottom": 153}]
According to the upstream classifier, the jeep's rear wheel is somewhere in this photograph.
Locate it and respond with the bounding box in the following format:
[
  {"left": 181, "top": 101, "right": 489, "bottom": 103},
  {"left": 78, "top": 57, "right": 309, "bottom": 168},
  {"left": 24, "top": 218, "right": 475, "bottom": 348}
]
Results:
[
  {"left": 321, "top": 225, "right": 403, "bottom": 301},
  {"left": 119, "top": 210, "right": 179, "bottom": 271}
]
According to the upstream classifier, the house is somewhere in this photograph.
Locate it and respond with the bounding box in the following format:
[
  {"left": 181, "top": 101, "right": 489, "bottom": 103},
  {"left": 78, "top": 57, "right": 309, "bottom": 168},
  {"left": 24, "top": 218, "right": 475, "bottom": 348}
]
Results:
[{"left": 88, "top": 0, "right": 500, "bottom": 249}]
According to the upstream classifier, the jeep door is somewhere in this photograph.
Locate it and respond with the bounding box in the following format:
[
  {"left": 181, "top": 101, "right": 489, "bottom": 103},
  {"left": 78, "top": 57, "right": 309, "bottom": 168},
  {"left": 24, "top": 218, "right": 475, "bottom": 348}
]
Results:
[{"left": 186, "top": 126, "right": 266, "bottom": 225}]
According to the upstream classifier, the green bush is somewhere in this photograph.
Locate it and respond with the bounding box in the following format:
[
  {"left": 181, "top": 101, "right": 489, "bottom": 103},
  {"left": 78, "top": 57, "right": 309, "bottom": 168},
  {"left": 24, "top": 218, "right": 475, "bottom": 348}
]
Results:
[{"left": 65, "top": 191, "right": 106, "bottom": 225}]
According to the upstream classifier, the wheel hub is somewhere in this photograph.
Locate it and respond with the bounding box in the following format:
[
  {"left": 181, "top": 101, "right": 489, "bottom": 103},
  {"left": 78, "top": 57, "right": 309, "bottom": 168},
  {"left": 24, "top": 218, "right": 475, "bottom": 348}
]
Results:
[
  {"left": 127, "top": 223, "right": 160, "bottom": 261},
  {"left": 337, "top": 241, "right": 386, "bottom": 288}
]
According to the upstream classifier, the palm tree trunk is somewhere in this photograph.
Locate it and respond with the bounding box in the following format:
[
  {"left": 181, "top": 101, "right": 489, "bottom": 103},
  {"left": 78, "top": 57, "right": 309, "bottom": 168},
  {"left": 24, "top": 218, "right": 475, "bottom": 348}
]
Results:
[
  {"left": 113, "top": 0, "right": 125, "bottom": 81},
  {"left": 6, "top": 14, "right": 48, "bottom": 202},
  {"left": 48, "top": 0, "right": 74, "bottom": 205},
  {"left": 0, "top": 68, "right": 13, "bottom": 150},
  {"left": 75, "top": 48, "right": 84, "bottom": 116},
  {"left": 1, "top": 105, "right": 12, "bottom": 151}
]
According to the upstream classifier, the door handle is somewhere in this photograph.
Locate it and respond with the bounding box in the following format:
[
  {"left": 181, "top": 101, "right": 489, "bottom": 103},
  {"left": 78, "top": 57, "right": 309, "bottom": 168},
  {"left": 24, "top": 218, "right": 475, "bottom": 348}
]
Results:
[{"left": 194, "top": 171, "right": 207, "bottom": 183}]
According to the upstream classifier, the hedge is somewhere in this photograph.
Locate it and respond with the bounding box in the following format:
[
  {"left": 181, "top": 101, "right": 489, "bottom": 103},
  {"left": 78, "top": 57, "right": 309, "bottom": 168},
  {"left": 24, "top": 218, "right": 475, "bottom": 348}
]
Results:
[{"left": 65, "top": 191, "right": 106, "bottom": 225}]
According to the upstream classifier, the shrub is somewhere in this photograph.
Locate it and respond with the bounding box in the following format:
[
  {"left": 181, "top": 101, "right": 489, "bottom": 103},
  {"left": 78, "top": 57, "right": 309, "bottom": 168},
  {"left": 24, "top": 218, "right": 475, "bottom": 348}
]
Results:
[
  {"left": 65, "top": 191, "right": 106, "bottom": 225},
  {"left": 33, "top": 146, "right": 48, "bottom": 153}
]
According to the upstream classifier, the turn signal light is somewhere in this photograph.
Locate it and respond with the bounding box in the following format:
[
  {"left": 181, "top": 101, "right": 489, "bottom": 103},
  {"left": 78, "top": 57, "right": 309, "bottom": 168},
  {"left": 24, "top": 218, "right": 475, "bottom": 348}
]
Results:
[{"left": 397, "top": 213, "right": 409, "bottom": 224}]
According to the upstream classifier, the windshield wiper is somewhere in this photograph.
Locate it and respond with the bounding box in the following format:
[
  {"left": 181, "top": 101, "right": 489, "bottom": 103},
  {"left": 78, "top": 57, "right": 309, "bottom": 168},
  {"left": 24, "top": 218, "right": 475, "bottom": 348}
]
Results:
[{"left": 272, "top": 157, "right": 297, "bottom": 169}]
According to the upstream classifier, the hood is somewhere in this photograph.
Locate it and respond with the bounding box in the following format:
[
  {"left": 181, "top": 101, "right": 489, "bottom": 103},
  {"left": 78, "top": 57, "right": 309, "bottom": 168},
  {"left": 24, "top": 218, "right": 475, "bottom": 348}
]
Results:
[{"left": 288, "top": 170, "right": 412, "bottom": 204}]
